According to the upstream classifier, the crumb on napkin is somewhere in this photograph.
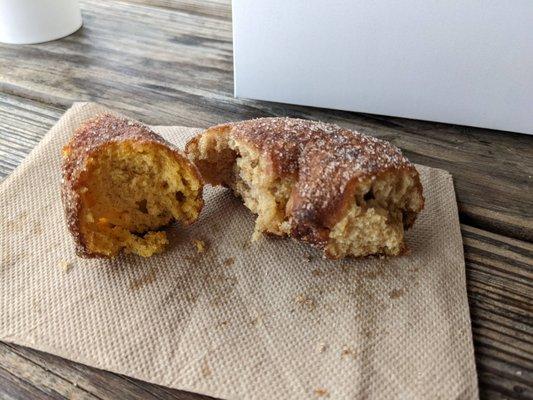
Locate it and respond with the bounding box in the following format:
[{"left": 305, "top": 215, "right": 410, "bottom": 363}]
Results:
[
  {"left": 295, "top": 293, "right": 316, "bottom": 310},
  {"left": 58, "top": 260, "right": 72, "bottom": 273},
  {"left": 389, "top": 288, "right": 405, "bottom": 299},
  {"left": 223, "top": 257, "right": 235, "bottom": 267},
  {"left": 314, "top": 388, "right": 329, "bottom": 397},
  {"left": 192, "top": 239, "right": 206, "bottom": 253},
  {"left": 316, "top": 342, "right": 327, "bottom": 353},
  {"left": 341, "top": 345, "right": 356, "bottom": 358}
]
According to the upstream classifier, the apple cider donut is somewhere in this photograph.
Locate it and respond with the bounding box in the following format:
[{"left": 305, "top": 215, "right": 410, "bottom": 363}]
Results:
[
  {"left": 186, "top": 117, "right": 423, "bottom": 259},
  {"left": 62, "top": 114, "right": 203, "bottom": 258}
]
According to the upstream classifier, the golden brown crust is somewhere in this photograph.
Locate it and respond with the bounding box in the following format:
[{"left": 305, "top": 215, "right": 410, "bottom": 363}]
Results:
[
  {"left": 61, "top": 114, "right": 204, "bottom": 258},
  {"left": 187, "top": 117, "right": 424, "bottom": 254}
]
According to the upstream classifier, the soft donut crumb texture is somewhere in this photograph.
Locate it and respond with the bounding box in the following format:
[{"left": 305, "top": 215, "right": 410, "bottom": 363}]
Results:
[
  {"left": 62, "top": 115, "right": 203, "bottom": 258},
  {"left": 75, "top": 142, "right": 198, "bottom": 257},
  {"left": 186, "top": 118, "right": 424, "bottom": 259}
]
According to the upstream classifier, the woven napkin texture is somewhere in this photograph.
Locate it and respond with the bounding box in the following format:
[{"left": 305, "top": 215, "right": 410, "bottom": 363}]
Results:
[{"left": 0, "top": 103, "right": 478, "bottom": 400}]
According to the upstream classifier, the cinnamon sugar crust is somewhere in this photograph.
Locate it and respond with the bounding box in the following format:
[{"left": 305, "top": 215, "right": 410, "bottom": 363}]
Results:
[
  {"left": 186, "top": 117, "right": 424, "bottom": 259},
  {"left": 62, "top": 114, "right": 203, "bottom": 258}
]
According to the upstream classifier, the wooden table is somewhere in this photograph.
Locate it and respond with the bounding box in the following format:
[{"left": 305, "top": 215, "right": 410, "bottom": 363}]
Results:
[{"left": 0, "top": 1, "right": 531, "bottom": 399}]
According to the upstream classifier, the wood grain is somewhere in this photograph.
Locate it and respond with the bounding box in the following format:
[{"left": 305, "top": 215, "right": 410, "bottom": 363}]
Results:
[
  {"left": 125, "top": 0, "right": 231, "bottom": 19},
  {"left": 0, "top": 0, "right": 532, "bottom": 399},
  {"left": 0, "top": 95, "right": 63, "bottom": 180},
  {"left": 462, "top": 225, "right": 533, "bottom": 399},
  {"left": 0, "top": 342, "right": 217, "bottom": 400}
]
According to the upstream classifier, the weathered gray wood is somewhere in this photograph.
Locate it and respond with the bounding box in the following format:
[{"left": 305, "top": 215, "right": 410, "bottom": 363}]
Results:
[
  {"left": 462, "top": 225, "right": 533, "bottom": 399},
  {"left": 0, "top": 342, "right": 218, "bottom": 400},
  {"left": 125, "top": 0, "right": 231, "bottom": 19},
  {"left": 0, "top": 0, "right": 532, "bottom": 399},
  {"left": 0, "top": 95, "right": 64, "bottom": 181}
]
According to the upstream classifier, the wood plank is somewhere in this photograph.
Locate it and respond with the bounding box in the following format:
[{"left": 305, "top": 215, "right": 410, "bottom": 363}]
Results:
[
  {"left": 0, "top": 343, "right": 93, "bottom": 400},
  {"left": 463, "top": 225, "right": 533, "bottom": 400},
  {"left": 0, "top": 0, "right": 530, "bottom": 242},
  {"left": 0, "top": 365, "right": 65, "bottom": 400},
  {"left": 0, "top": 94, "right": 64, "bottom": 180},
  {"left": 120, "top": 0, "right": 231, "bottom": 19},
  {"left": 0, "top": 342, "right": 218, "bottom": 400}
]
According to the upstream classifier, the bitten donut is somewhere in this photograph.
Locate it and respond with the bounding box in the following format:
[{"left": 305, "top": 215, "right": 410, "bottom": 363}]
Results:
[
  {"left": 62, "top": 114, "right": 203, "bottom": 258},
  {"left": 186, "top": 117, "right": 424, "bottom": 259}
]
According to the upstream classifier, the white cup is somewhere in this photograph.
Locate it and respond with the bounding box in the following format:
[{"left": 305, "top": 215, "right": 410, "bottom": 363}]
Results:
[{"left": 0, "top": 0, "right": 82, "bottom": 44}]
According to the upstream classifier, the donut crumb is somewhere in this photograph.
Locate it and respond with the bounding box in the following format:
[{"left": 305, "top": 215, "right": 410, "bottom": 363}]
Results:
[
  {"left": 58, "top": 260, "right": 72, "bottom": 273},
  {"left": 314, "top": 388, "right": 329, "bottom": 397},
  {"left": 192, "top": 239, "right": 207, "bottom": 253}
]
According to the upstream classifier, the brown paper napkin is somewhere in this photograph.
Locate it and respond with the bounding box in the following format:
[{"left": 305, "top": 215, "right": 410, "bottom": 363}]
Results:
[{"left": 0, "top": 103, "right": 478, "bottom": 399}]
